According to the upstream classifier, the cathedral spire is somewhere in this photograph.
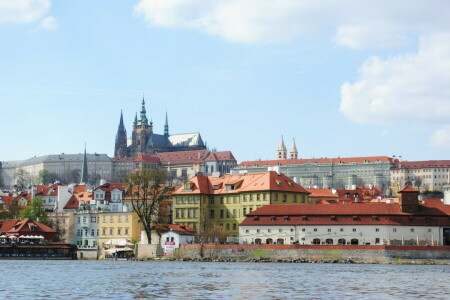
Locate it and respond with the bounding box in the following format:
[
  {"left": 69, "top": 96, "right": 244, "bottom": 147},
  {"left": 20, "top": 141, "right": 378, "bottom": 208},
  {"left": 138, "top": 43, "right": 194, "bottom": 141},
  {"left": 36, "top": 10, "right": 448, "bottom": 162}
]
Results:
[
  {"left": 140, "top": 94, "right": 149, "bottom": 126},
  {"left": 133, "top": 112, "right": 138, "bottom": 126},
  {"left": 115, "top": 110, "right": 128, "bottom": 158},
  {"left": 80, "top": 144, "right": 89, "bottom": 185},
  {"left": 164, "top": 111, "right": 169, "bottom": 136}
]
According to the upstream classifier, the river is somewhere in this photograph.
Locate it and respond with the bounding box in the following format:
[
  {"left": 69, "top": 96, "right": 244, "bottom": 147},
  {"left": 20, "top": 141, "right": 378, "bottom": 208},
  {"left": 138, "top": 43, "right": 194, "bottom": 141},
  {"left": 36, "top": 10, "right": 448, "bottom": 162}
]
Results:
[{"left": 1, "top": 261, "right": 449, "bottom": 299}]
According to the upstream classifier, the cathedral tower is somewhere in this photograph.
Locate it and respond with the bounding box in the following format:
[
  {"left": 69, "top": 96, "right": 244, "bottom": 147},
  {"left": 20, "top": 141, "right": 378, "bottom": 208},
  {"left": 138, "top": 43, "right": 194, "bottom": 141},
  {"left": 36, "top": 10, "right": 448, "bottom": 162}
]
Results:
[
  {"left": 277, "top": 136, "right": 287, "bottom": 160},
  {"left": 290, "top": 138, "right": 298, "bottom": 159},
  {"left": 114, "top": 110, "right": 128, "bottom": 158},
  {"left": 131, "top": 96, "right": 152, "bottom": 156}
]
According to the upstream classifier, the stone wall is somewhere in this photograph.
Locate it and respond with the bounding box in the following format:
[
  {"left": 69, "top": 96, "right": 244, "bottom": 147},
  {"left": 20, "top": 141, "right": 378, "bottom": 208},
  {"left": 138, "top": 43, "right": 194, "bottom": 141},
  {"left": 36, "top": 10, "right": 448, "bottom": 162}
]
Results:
[
  {"left": 177, "top": 245, "right": 450, "bottom": 262},
  {"left": 136, "top": 244, "right": 163, "bottom": 259},
  {"left": 78, "top": 248, "right": 99, "bottom": 260}
]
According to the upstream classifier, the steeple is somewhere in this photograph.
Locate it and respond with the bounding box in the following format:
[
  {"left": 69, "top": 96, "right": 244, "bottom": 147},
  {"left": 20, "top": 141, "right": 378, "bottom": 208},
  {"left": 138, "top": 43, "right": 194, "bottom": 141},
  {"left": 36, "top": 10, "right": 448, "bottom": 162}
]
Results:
[
  {"left": 139, "top": 95, "right": 149, "bottom": 126},
  {"left": 290, "top": 138, "right": 298, "bottom": 159},
  {"left": 114, "top": 110, "right": 128, "bottom": 158},
  {"left": 164, "top": 111, "right": 169, "bottom": 136},
  {"left": 80, "top": 144, "right": 89, "bottom": 185},
  {"left": 277, "top": 136, "right": 287, "bottom": 160},
  {"left": 133, "top": 112, "right": 138, "bottom": 126}
]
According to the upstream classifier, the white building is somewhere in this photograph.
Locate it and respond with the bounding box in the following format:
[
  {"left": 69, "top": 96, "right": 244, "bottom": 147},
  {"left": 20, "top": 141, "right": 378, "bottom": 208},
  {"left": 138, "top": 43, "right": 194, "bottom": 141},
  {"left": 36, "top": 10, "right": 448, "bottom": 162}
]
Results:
[
  {"left": 160, "top": 224, "right": 195, "bottom": 256},
  {"left": 239, "top": 186, "right": 450, "bottom": 246}
]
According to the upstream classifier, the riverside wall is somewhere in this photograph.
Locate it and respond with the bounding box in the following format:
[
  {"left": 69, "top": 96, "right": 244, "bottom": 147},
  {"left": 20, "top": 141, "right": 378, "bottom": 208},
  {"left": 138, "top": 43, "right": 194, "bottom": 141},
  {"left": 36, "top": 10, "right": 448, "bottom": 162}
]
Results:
[{"left": 176, "top": 245, "right": 450, "bottom": 263}]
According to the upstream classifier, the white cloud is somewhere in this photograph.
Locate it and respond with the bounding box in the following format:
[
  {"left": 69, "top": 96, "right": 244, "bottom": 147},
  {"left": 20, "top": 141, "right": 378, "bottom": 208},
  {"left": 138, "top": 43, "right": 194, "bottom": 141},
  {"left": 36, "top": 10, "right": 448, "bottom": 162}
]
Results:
[
  {"left": 38, "top": 16, "right": 57, "bottom": 30},
  {"left": 134, "top": 0, "right": 450, "bottom": 47},
  {"left": 430, "top": 125, "right": 450, "bottom": 148},
  {"left": 340, "top": 33, "right": 450, "bottom": 147},
  {"left": 0, "top": 0, "right": 51, "bottom": 25}
]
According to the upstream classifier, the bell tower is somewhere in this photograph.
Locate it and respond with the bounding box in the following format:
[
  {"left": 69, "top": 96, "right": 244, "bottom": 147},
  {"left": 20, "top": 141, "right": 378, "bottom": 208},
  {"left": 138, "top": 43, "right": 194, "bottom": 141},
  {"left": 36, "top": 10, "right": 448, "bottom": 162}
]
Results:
[
  {"left": 277, "top": 136, "right": 287, "bottom": 160},
  {"left": 131, "top": 96, "right": 152, "bottom": 156}
]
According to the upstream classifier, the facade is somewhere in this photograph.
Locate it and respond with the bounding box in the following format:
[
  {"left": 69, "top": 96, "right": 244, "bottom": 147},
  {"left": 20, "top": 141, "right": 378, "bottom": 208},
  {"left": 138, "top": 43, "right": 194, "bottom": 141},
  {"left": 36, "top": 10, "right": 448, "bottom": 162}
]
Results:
[
  {"left": 98, "top": 212, "right": 140, "bottom": 248},
  {"left": 160, "top": 224, "right": 195, "bottom": 256},
  {"left": 73, "top": 212, "right": 100, "bottom": 247},
  {"left": 172, "top": 171, "right": 310, "bottom": 237},
  {"left": 114, "top": 98, "right": 206, "bottom": 158},
  {"left": 1, "top": 153, "right": 113, "bottom": 188},
  {"left": 239, "top": 186, "right": 450, "bottom": 246},
  {"left": 235, "top": 156, "right": 394, "bottom": 194},
  {"left": 390, "top": 160, "right": 450, "bottom": 194}
]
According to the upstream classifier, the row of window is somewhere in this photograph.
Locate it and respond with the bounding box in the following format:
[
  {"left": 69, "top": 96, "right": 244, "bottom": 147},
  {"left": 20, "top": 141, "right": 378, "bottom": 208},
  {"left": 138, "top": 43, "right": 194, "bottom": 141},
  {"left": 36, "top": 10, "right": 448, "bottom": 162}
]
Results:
[
  {"left": 245, "top": 228, "right": 433, "bottom": 234},
  {"left": 77, "top": 215, "right": 130, "bottom": 224},
  {"left": 101, "top": 227, "right": 130, "bottom": 236}
]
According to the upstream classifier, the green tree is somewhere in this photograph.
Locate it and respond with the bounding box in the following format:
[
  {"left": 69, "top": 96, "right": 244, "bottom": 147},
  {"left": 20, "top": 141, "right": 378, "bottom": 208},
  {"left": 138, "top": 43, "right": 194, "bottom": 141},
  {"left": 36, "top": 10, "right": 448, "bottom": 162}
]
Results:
[
  {"left": 35, "top": 169, "right": 50, "bottom": 185},
  {"left": 126, "top": 168, "right": 171, "bottom": 244},
  {"left": 20, "top": 197, "right": 52, "bottom": 226}
]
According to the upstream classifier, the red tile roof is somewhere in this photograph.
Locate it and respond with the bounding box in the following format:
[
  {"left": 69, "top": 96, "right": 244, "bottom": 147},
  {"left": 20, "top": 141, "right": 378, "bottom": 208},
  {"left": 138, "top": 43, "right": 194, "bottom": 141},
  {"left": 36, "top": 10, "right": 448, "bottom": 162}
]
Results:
[
  {"left": 156, "top": 150, "right": 209, "bottom": 164},
  {"left": 393, "top": 160, "right": 450, "bottom": 169},
  {"left": 238, "top": 156, "right": 393, "bottom": 167},
  {"left": 133, "top": 155, "right": 161, "bottom": 163},
  {"left": 0, "top": 219, "right": 57, "bottom": 240},
  {"left": 306, "top": 189, "right": 339, "bottom": 199},
  {"left": 168, "top": 224, "right": 195, "bottom": 235},
  {"left": 34, "top": 183, "right": 66, "bottom": 197},
  {"left": 398, "top": 185, "right": 418, "bottom": 193},
  {"left": 241, "top": 202, "right": 450, "bottom": 226},
  {"left": 173, "top": 171, "right": 310, "bottom": 195}
]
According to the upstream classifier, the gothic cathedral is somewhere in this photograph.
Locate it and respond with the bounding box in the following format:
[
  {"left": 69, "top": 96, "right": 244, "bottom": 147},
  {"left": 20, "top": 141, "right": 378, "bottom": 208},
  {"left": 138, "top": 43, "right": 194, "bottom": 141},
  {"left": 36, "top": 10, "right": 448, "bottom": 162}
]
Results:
[{"left": 114, "top": 98, "right": 206, "bottom": 158}]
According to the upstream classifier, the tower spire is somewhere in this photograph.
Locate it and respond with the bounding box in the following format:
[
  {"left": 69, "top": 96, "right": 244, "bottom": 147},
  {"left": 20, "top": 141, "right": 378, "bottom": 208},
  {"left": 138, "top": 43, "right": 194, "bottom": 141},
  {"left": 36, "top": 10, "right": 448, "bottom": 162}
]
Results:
[
  {"left": 277, "top": 136, "right": 287, "bottom": 160},
  {"left": 290, "top": 138, "right": 298, "bottom": 159},
  {"left": 164, "top": 110, "right": 169, "bottom": 136},
  {"left": 115, "top": 110, "right": 128, "bottom": 158},
  {"left": 80, "top": 144, "right": 89, "bottom": 185},
  {"left": 140, "top": 94, "right": 149, "bottom": 126}
]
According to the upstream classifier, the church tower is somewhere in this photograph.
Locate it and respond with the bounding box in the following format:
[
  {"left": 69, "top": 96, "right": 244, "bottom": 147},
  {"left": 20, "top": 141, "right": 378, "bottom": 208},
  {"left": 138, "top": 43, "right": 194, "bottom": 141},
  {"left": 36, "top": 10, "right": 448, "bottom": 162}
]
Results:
[
  {"left": 277, "top": 136, "right": 287, "bottom": 160},
  {"left": 80, "top": 145, "right": 89, "bottom": 185},
  {"left": 114, "top": 110, "right": 128, "bottom": 158},
  {"left": 290, "top": 138, "right": 298, "bottom": 159},
  {"left": 131, "top": 96, "right": 152, "bottom": 156}
]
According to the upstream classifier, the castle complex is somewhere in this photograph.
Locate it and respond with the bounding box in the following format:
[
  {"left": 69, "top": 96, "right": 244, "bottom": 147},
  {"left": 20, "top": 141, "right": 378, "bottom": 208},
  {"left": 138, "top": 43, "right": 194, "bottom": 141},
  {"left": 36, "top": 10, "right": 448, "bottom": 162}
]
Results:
[{"left": 114, "top": 98, "right": 206, "bottom": 158}]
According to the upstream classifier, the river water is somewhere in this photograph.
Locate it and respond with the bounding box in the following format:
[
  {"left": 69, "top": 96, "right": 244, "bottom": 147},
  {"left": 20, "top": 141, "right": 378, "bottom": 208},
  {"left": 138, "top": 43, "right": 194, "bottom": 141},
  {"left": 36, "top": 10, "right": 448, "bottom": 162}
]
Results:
[{"left": 1, "top": 261, "right": 449, "bottom": 299}]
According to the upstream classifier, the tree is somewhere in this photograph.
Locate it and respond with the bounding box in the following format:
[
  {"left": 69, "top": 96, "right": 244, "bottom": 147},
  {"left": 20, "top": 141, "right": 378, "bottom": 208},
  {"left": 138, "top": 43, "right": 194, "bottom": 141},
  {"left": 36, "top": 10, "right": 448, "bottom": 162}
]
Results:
[
  {"left": 35, "top": 169, "right": 50, "bottom": 185},
  {"left": 20, "top": 197, "right": 52, "bottom": 226},
  {"left": 66, "top": 169, "right": 81, "bottom": 184},
  {"left": 14, "top": 168, "right": 30, "bottom": 191},
  {"left": 89, "top": 173, "right": 101, "bottom": 187},
  {"left": 126, "top": 168, "right": 171, "bottom": 244}
]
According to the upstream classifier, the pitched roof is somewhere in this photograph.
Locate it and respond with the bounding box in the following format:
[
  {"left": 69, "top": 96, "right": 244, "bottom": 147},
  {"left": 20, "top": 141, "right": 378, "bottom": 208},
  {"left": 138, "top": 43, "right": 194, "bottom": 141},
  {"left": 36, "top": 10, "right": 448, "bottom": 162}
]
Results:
[
  {"left": 238, "top": 156, "right": 393, "bottom": 167},
  {"left": 168, "top": 224, "right": 195, "bottom": 235},
  {"left": 93, "top": 183, "right": 127, "bottom": 192},
  {"left": 174, "top": 171, "right": 310, "bottom": 195},
  {"left": 394, "top": 160, "right": 450, "bottom": 169},
  {"left": 398, "top": 185, "right": 418, "bottom": 193},
  {"left": 306, "top": 189, "right": 339, "bottom": 199},
  {"left": 156, "top": 150, "right": 209, "bottom": 164},
  {"left": 247, "top": 202, "right": 450, "bottom": 216}
]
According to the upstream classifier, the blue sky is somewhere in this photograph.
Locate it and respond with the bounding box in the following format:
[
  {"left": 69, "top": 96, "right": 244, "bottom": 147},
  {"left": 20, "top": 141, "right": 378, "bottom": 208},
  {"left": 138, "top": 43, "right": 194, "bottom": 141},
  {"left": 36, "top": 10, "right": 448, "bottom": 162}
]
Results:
[{"left": 1, "top": 0, "right": 450, "bottom": 163}]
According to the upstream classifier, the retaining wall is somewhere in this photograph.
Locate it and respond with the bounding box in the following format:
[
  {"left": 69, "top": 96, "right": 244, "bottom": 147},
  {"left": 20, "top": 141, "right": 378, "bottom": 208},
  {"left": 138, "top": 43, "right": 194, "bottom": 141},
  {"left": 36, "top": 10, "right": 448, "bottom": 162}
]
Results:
[{"left": 177, "top": 245, "right": 450, "bottom": 262}]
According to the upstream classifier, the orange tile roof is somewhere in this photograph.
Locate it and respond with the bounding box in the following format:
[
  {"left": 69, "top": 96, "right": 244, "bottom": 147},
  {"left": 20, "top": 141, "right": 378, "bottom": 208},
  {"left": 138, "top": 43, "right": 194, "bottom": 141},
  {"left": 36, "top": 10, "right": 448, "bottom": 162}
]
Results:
[
  {"left": 240, "top": 202, "right": 450, "bottom": 226},
  {"left": 306, "top": 189, "right": 339, "bottom": 199},
  {"left": 238, "top": 156, "right": 393, "bottom": 167},
  {"left": 173, "top": 171, "right": 310, "bottom": 195},
  {"left": 394, "top": 160, "right": 450, "bottom": 169},
  {"left": 398, "top": 185, "right": 418, "bottom": 192}
]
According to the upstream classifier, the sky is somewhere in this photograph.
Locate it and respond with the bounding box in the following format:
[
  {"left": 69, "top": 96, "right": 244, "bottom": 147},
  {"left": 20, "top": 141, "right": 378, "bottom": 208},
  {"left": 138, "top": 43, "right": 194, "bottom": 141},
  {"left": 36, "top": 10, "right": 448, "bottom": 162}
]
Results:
[{"left": 1, "top": 0, "right": 450, "bottom": 163}]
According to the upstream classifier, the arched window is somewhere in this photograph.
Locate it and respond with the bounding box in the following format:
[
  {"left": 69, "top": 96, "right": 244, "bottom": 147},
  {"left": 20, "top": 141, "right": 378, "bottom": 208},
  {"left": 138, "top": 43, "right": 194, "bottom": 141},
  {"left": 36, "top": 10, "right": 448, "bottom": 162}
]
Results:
[
  {"left": 325, "top": 239, "right": 333, "bottom": 245},
  {"left": 266, "top": 238, "right": 273, "bottom": 244},
  {"left": 255, "top": 238, "right": 262, "bottom": 244},
  {"left": 277, "top": 238, "right": 284, "bottom": 245},
  {"left": 312, "top": 238, "right": 321, "bottom": 245},
  {"left": 338, "top": 238, "right": 346, "bottom": 245},
  {"left": 351, "top": 239, "right": 359, "bottom": 245}
]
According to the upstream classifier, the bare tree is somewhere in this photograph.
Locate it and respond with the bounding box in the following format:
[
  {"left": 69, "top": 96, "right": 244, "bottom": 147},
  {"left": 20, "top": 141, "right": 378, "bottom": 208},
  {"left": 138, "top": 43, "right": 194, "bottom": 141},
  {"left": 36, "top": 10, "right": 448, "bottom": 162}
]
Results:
[
  {"left": 14, "top": 168, "right": 30, "bottom": 191},
  {"left": 66, "top": 169, "right": 81, "bottom": 184},
  {"left": 126, "top": 168, "right": 171, "bottom": 244}
]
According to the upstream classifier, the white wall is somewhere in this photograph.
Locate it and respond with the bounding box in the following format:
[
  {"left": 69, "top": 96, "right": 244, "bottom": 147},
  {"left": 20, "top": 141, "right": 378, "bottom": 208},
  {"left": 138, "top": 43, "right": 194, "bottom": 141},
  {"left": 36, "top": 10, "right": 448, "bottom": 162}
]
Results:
[{"left": 239, "top": 224, "right": 442, "bottom": 246}]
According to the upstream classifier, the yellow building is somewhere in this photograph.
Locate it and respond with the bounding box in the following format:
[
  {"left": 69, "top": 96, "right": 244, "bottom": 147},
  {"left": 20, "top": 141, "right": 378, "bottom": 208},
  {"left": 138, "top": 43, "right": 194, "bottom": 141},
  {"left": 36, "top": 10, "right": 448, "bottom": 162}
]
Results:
[
  {"left": 172, "top": 171, "right": 310, "bottom": 237},
  {"left": 98, "top": 212, "right": 141, "bottom": 248}
]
